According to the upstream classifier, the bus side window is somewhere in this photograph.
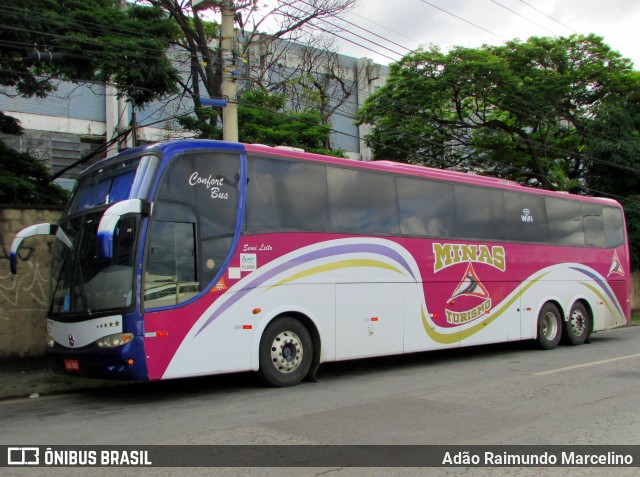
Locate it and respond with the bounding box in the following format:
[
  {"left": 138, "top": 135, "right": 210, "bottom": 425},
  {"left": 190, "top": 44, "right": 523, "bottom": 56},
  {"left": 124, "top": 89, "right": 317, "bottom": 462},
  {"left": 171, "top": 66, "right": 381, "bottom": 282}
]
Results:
[
  {"left": 455, "top": 185, "right": 507, "bottom": 241},
  {"left": 582, "top": 204, "right": 605, "bottom": 248},
  {"left": 504, "top": 191, "right": 548, "bottom": 243},
  {"left": 246, "top": 157, "right": 329, "bottom": 232},
  {"left": 144, "top": 220, "right": 198, "bottom": 307},
  {"left": 546, "top": 197, "right": 585, "bottom": 246},
  {"left": 327, "top": 167, "right": 400, "bottom": 235},
  {"left": 397, "top": 176, "right": 457, "bottom": 238}
]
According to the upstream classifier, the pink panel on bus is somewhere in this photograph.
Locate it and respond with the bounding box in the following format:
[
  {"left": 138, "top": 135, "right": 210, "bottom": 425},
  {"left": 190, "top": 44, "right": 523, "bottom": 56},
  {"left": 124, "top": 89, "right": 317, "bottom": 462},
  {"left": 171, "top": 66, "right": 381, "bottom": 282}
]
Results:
[{"left": 143, "top": 229, "right": 629, "bottom": 380}]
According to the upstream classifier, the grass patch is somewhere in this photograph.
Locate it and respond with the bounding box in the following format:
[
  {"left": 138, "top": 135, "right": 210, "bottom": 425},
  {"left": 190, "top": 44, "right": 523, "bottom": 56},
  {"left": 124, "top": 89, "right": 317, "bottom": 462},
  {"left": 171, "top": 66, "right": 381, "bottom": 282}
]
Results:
[{"left": 631, "top": 314, "right": 640, "bottom": 326}]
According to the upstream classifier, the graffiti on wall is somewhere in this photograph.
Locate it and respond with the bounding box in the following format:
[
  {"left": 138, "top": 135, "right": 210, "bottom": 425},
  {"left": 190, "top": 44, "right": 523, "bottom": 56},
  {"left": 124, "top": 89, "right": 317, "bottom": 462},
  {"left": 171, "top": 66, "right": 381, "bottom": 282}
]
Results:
[{"left": 0, "top": 234, "right": 50, "bottom": 319}]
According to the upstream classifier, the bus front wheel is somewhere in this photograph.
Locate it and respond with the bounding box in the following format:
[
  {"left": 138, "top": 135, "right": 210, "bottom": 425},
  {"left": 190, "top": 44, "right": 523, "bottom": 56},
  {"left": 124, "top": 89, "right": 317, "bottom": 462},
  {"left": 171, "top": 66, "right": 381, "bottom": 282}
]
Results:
[
  {"left": 535, "top": 303, "right": 562, "bottom": 350},
  {"left": 258, "top": 316, "right": 312, "bottom": 387},
  {"left": 563, "top": 302, "right": 591, "bottom": 346}
]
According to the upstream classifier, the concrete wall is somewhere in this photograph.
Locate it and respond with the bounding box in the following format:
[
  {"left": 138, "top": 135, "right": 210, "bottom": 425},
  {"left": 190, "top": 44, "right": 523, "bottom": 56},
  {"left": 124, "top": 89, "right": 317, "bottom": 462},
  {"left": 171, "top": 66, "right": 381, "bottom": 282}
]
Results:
[
  {"left": 632, "top": 270, "right": 640, "bottom": 312},
  {"left": 0, "top": 207, "right": 61, "bottom": 359}
]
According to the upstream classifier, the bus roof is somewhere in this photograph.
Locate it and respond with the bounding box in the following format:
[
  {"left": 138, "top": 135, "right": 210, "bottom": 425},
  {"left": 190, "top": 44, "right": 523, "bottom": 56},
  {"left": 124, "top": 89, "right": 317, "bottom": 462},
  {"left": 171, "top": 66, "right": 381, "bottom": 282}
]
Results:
[{"left": 100, "top": 140, "right": 620, "bottom": 208}]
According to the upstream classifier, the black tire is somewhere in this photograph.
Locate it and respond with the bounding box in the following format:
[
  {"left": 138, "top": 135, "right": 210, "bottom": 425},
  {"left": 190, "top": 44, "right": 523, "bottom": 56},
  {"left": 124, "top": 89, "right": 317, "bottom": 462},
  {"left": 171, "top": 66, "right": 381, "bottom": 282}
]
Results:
[
  {"left": 563, "top": 302, "right": 591, "bottom": 346},
  {"left": 258, "top": 316, "right": 312, "bottom": 387},
  {"left": 535, "top": 303, "right": 562, "bottom": 350}
]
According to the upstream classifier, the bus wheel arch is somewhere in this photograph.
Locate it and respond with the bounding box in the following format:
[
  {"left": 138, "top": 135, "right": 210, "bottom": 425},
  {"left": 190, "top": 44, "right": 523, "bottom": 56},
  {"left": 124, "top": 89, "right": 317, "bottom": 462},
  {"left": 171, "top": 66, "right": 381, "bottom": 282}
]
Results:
[
  {"left": 562, "top": 300, "right": 592, "bottom": 346},
  {"left": 535, "top": 301, "right": 563, "bottom": 350},
  {"left": 257, "top": 312, "right": 320, "bottom": 387}
]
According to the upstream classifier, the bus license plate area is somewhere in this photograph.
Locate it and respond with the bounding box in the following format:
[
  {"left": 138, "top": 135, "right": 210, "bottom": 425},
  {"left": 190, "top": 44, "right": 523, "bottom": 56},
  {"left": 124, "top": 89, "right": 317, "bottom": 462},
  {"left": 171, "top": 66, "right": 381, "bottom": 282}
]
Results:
[{"left": 64, "top": 359, "right": 80, "bottom": 371}]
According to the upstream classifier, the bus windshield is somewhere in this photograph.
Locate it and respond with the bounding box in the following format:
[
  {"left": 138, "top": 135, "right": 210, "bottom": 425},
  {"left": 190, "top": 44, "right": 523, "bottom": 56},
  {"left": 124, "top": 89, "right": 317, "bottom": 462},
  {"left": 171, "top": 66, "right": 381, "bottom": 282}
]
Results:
[
  {"left": 49, "top": 154, "right": 157, "bottom": 316},
  {"left": 50, "top": 212, "right": 138, "bottom": 314}
]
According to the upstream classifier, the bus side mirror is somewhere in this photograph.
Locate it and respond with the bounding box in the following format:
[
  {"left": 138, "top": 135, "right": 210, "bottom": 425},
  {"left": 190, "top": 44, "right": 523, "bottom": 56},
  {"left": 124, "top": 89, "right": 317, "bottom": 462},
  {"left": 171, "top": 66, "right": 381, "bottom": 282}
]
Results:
[
  {"left": 10, "top": 224, "right": 56, "bottom": 274},
  {"left": 97, "top": 199, "right": 151, "bottom": 260},
  {"left": 10, "top": 224, "right": 73, "bottom": 274}
]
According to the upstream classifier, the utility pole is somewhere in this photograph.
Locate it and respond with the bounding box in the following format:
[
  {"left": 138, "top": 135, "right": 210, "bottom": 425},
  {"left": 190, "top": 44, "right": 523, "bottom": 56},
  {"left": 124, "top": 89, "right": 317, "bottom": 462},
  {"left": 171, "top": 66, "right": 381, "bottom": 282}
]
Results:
[
  {"left": 192, "top": 0, "right": 239, "bottom": 142},
  {"left": 220, "top": 0, "right": 239, "bottom": 142}
]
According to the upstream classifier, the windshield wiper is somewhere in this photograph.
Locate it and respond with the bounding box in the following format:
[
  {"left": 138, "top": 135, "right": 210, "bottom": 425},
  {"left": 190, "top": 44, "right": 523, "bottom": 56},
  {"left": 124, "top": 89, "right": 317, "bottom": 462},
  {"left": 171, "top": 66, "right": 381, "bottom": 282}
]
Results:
[{"left": 75, "top": 265, "right": 92, "bottom": 315}]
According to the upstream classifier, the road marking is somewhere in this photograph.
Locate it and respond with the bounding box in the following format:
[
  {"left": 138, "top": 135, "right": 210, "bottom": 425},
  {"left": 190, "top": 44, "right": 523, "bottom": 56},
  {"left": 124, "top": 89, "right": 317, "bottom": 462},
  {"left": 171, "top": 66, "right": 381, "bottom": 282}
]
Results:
[{"left": 534, "top": 352, "right": 640, "bottom": 376}]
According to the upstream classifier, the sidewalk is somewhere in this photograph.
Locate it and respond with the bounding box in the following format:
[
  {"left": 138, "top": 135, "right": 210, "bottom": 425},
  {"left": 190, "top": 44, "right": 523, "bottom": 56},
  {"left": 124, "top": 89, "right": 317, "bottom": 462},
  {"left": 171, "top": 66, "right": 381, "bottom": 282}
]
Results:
[{"left": 0, "top": 357, "right": 117, "bottom": 400}]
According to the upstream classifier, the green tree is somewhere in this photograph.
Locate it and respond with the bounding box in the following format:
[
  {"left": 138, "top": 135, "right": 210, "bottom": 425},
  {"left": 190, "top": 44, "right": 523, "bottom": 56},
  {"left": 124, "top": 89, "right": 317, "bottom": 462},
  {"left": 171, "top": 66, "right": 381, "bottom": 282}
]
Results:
[
  {"left": 356, "top": 34, "right": 640, "bottom": 190},
  {"left": 237, "top": 88, "right": 343, "bottom": 156},
  {"left": 137, "top": 0, "right": 358, "bottom": 139},
  {"left": 356, "top": 34, "right": 640, "bottom": 267},
  {"left": 624, "top": 196, "right": 640, "bottom": 269},
  {"left": 0, "top": 0, "right": 180, "bottom": 204},
  {"left": 0, "top": 142, "right": 68, "bottom": 205}
]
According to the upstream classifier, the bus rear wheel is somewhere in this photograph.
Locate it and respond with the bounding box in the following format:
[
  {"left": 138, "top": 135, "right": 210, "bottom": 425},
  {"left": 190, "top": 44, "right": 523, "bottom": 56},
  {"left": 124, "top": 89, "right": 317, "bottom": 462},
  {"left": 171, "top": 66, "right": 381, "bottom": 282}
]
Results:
[
  {"left": 258, "top": 316, "right": 312, "bottom": 387},
  {"left": 563, "top": 302, "right": 591, "bottom": 346},
  {"left": 535, "top": 303, "right": 562, "bottom": 350}
]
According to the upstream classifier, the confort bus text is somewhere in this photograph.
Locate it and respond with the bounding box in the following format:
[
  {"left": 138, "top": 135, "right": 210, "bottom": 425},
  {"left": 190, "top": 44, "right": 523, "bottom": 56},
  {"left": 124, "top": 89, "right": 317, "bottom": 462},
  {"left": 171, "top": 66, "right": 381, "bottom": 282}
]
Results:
[{"left": 443, "top": 451, "right": 634, "bottom": 466}]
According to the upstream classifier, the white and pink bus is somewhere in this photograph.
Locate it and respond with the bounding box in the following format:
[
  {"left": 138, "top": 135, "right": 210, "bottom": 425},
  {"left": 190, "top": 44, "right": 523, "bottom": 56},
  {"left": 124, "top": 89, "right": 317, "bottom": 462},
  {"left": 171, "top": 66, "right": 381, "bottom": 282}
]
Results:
[{"left": 10, "top": 140, "right": 631, "bottom": 386}]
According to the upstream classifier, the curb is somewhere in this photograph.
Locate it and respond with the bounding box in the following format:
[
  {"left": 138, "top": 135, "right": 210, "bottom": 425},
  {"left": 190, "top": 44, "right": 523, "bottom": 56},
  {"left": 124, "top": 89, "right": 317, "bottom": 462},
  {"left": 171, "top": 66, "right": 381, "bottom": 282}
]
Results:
[{"left": 0, "top": 361, "right": 118, "bottom": 401}]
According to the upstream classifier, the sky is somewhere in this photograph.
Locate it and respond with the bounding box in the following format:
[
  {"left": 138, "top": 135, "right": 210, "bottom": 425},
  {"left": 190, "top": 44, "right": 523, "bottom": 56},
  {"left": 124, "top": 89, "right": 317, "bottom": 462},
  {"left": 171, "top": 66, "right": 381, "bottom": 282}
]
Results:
[{"left": 330, "top": 0, "right": 640, "bottom": 68}]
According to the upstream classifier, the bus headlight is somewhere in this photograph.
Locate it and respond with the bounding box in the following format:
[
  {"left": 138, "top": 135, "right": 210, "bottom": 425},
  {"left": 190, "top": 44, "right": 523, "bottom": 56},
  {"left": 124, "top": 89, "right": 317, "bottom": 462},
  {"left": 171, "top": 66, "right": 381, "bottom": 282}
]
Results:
[
  {"left": 46, "top": 335, "right": 55, "bottom": 348},
  {"left": 96, "top": 333, "right": 134, "bottom": 348}
]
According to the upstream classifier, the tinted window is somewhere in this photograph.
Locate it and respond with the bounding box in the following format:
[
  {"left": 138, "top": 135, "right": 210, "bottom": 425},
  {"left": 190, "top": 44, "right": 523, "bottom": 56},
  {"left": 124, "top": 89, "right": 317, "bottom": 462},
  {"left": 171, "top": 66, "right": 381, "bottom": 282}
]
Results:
[
  {"left": 146, "top": 221, "right": 196, "bottom": 283},
  {"left": 397, "top": 177, "right": 457, "bottom": 237},
  {"left": 246, "top": 157, "right": 329, "bottom": 232},
  {"left": 327, "top": 167, "right": 400, "bottom": 235},
  {"left": 51, "top": 213, "right": 138, "bottom": 314},
  {"left": 603, "top": 206, "right": 625, "bottom": 248},
  {"left": 145, "top": 152, "right": 240, "bottom": 307},
  {"left": 68, "top": 158, "right": 140, "bottom": 214},
  {"left": 582, "top": 204, "right": 605, "bottom": 247},
  {"left": 455, "top": 185, "right": 506, "bottom": 240},
  {"left": 504, "top": 191, "right": 548, "bottom": 243},
  {"left": 546, "top": 197, "right": 584, "bottom": 246},
  {"left": 145, "top": 221, "right": 198, "bottom": 307}
]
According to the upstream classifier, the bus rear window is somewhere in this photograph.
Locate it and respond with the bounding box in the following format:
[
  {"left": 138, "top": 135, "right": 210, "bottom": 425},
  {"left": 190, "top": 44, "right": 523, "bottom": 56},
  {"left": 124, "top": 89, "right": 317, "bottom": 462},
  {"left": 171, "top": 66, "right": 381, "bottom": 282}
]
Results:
[{"left": 603, "top": 207, "right": 625, "bottom": 248}]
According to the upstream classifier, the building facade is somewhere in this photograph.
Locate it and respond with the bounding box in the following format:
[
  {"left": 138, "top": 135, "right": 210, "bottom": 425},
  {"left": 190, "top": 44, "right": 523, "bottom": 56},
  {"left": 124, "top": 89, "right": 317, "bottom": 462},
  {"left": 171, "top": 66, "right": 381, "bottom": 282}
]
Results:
[{"left": 1, "top": 41, "right": 387, "bottom": 187}]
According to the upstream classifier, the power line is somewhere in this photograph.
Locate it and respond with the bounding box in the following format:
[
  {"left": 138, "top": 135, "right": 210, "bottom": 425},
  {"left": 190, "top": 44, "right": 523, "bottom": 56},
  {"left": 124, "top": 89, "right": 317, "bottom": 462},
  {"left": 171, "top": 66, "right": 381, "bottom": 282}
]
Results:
[
  {"left": 3, "top": 2, "right": 639, "bottom": 188},
  {"left": 2, "top": 17, "right": 628, "bottom": 162},
  {"left": 273, "top": 6, "right": 640, "bottom": 169},
  {"left": 346, "top": 11, "right": 422, "bottom": 48},
  {"left": 518, "top": 0, "right": 577, "bottom": 33},
  {"left": 289, "top": 6, "right": 640, "bottom": 165},
  {"left": 0, "top": 4, "right": 580, "bottom": 130},
  {"left": 158, "top": 97, "right": 640, "bottom": 214},
  {"left": 296, "top": 0, "right": 412, "bottom": 54},
  {"left": 488, "top": 0, "right": 558, "bottom": 35},
  {"left": 418, "top": 0, "right": 507, "bottom": 41},
  {"left": 278, "top": 3, "right": 401, "bottom": 63}
]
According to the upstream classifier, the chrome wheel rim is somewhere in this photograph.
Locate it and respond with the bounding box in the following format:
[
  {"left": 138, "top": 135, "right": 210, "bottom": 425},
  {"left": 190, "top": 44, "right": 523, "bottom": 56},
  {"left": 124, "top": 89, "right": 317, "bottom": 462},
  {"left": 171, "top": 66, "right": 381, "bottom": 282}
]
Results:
[
  {"left": 570, "top": 309, "right": 586, "bottom": 337},
  {"left": 541, "top": 312, "right": 558, "bottom": 340},
  {"left": 270, "top": 330, "right": 304, "bottom": 373}
]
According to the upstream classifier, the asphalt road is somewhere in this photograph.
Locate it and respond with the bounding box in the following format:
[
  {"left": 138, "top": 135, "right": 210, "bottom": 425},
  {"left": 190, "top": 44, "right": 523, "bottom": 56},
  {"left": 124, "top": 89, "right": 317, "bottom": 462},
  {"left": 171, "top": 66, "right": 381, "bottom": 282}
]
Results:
[{"left": 2, "top": 326, "right": 640, "bottom": 476}]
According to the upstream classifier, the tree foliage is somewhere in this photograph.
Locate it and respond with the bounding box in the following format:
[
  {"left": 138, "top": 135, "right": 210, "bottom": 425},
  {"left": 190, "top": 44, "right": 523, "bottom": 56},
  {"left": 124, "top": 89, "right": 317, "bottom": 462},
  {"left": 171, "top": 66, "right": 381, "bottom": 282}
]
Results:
[
  {"left": 357, "top": 35, "right": 639, "bottom": 187},
  {"left": 356, "top": 34, "right": 640, "bottom": 267},
  {"left": 0, "top": 142, "right": 68, "bottom": 205},
  {"left": 138, "top": 0, "right": 358, "bottom": 142},
  {"left": 177, "top": 87, "right": 343, "bottom": 155},
  {"left": 237, "top": 88, "right": 343, "bottom": 156},
  {"left": 0, "top": 0, "right": 180, "bottom": 205},
  {"left": 1, "top": 0, "right": 180, "bottom": 133}
]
